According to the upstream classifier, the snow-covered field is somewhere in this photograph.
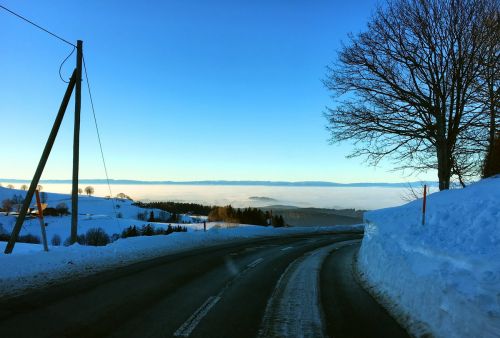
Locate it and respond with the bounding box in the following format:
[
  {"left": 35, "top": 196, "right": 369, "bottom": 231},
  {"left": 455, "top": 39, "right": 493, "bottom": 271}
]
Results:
[
  {"left": 358, "top": 176, "right": 500, "bottom": 338},
  {"left": 0, "top": 186, "right": 193, "bottom": 243},
  {"left": 0, "top": 186, "right": 363, "bottom": 298}
]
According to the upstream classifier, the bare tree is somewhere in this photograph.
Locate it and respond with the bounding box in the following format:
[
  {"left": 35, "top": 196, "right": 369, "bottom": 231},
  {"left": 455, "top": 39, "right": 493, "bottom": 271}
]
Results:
[
  {"left": 116, "top": 192, "right": 132, "bottom": 200},
  {"left": 37, "top": 184, "right": 43, "bottom": 191},
  {"left": 325, "top": 0, "right": 499, "bottom": 190},
  {"left": 480, "top": 8, "right": 500, "bottom": 175},
  {"left": 20, "top": 184, "right": 28, "bottom": 191},
  {"left": 84, "top": 186, "right": 95, "bottom": 196},
  {"left": 78, "top": 187, "right": 83, "bottom": 195},
  {"left": 2, "top": 199, "right": 13, "bottom": 215},
  {"left": 6, "top": 184, "right": 14, "bottom": 189}
]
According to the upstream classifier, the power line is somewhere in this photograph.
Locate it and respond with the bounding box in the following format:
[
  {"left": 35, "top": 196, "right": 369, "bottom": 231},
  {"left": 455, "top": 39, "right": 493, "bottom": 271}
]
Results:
[
  {"left": 82, "top": 55, "right": 120, "bottom": 222},
  {"left": 0, "top": 4, "right": 75, "bottom": 47},
  {"left": 59, "top": 46, "right": 75, "bottom": 83}
]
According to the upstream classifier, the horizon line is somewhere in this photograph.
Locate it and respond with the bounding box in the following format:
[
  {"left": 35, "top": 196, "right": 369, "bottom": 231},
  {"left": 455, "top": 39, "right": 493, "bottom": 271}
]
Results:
[{"left": 0, "top": 178, "right": 439, "bottom": 187}]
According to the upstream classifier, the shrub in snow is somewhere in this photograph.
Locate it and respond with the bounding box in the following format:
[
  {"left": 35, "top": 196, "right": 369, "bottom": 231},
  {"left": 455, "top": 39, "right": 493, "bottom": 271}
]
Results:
[
  {"left": 51, "top": 234, "right": 61, "bottom": 246},
  {"left": 154, "top": 227, "right": 166, "bottom": 235},
  {"left": 141, "top": 224, "right": 155, "bottom": 236},
  {"left": 110, "top": 233, "right": 120, "bottom": 242},
  {"left": 85, "top": 228, "right": 110, "bottom": 246},
  {"left": 43, "top": 208, "right": 58, "bottom": 216},
  {"left": 158, "top": 210, "right": 169, "bottom": 222},
  {"left": 77, "top": 234, "right": 86, "bottom": 245},
  {"left": 137, "top": 211, "right": 147, "bottom": 221},
  {"left": 55, "top": 203, "right": 69, "bottom": 215},
  {"left": 18, "top": 234, "right": 40, "bottom": 244},
  {"left": 1, "top": 199, "right": 13, "bottom": 215},
  {"left": 166, "top": 224, "right": 187, "bottom": 235},
  {"left": 0, "top": 233, "right": 40, "bottom": 244},
  {"left": 148, "top": 211, "right": 155, "bottom": 222},
  {"left": 63, "top": 234, "right": 89, "bottom": 246},
  {"left": 116, "top": 212, "right": 123, "bottom": 218},
  {"left": 121, "top": 225, "right": 140, "bottom": 238}
]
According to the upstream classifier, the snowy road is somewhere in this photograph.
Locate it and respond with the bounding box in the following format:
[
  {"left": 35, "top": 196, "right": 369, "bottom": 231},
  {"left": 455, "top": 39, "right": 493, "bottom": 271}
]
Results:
[{"left": 0, "top": 233, "right": 408, "bottom": 337}]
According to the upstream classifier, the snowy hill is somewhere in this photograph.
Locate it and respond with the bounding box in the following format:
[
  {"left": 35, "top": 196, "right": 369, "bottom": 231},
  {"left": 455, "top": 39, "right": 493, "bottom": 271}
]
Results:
[
  {"left": 0, "top": 186, "right": 181, "bottom": 243},
  {"left": 358, "top": 176, "right": 500, "bottom": 338}
]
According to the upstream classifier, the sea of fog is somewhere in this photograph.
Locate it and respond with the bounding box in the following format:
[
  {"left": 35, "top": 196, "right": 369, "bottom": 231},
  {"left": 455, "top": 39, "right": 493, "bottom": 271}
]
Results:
[{"left": 4, "top": 184, "right": 429, "bottom": 210}]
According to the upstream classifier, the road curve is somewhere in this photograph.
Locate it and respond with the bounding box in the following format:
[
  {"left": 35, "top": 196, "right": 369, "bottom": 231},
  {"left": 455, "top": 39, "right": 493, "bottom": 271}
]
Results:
[{"left": 0, "top": 232, "right": 409, "bottom": 338}]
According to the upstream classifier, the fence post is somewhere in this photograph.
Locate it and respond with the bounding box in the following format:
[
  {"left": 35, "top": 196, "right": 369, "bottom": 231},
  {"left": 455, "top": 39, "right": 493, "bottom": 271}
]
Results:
[{"left": 422, "top": 184, "right": 427, "bottom": 226}]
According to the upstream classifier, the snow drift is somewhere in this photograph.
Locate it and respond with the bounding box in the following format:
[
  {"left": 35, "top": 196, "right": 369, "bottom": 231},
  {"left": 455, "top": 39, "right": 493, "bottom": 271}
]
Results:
[{"left": 358, "top": 176, "right": 500, "bottom": 338}]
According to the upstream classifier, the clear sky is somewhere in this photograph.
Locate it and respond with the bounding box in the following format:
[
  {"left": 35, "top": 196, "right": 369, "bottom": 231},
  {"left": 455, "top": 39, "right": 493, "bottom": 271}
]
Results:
[{"left": 0, "top": 0, "right": 436, "bottom": 183}]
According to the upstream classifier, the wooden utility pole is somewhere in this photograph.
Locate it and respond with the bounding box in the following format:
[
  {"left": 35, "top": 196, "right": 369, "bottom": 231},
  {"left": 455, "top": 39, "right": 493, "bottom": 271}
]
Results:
[
  {"left": 4, "top": 70, "right": 77, "bottom": 254},
  {"left": 35, "top": 189, "right": 49, "bottom": 252},
  {"left": 71, "top": 40, "right": 83, "bottom": 244}
]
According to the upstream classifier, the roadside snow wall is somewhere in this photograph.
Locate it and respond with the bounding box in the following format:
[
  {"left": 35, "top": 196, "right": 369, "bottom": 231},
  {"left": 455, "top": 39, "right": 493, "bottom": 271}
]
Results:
[{"left": 358, "top": 176, "right": 500, "bottom": 338}]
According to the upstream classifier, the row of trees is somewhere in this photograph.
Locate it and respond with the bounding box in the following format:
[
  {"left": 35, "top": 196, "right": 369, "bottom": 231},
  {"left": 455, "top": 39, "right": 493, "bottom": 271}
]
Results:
[
  {"left": 121, "top": 224, "right": 187, "bottom": 238},
  {"left": 325, "top": 0, "right": 499, "bottom": 189},
  {"left": 1, "top": 195, "right": 24, "bottom": 214},
  {"left": 1, "top": 184, "right": 43, "bottom": 191},
  {"left": 208, "top": 205, "right": 286, "bottom": 227},
  {"left": 133, "top": 201, "right": 213, "bottom": 216},
  {"left": 136, "top": 210, "right": 180, "bottom": 223},
  {"left": 133, "top": 202, "right": 288, "bottom": 227},
  {"left": 0, "top": 183, "right": 99, "bottom": 197}
]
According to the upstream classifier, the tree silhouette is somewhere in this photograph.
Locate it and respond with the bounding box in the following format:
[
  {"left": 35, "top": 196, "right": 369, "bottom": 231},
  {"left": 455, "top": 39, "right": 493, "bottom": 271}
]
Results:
[
  {"left": 325, "top": 0, "right": 499, "bottom": 190},
  {"left": 84, "top": 186, "right": 95, "bottom": 196}
]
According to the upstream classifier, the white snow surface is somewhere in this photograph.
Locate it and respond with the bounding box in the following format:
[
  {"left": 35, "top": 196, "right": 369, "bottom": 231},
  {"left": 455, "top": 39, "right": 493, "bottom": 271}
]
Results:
[
  {"left": 358, "top": 176, "right": 500, "bottom": 338},
  {"left": 0, "top": 186, "right": 363, "bottom": 298}
]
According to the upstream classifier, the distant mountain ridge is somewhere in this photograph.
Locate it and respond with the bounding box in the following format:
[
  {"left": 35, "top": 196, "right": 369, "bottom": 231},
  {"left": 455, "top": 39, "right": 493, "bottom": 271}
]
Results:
[{"left": 0, "top": 178, "right": 439, "bottom": 187}]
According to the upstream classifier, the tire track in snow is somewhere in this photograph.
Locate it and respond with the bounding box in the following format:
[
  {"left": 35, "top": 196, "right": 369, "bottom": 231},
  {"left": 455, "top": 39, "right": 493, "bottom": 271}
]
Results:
[{"left": 258, "top": 240, "right": 360, "bottom": 338}]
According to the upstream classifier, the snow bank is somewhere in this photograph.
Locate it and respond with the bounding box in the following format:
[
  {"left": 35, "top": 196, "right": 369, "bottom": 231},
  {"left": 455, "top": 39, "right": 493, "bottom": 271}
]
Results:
[
  {"left": 0, "top": 224, "right": 363, "bottom": 298},
  {"left": 358, "top": 176, "right": 500, "bottom": 338}
]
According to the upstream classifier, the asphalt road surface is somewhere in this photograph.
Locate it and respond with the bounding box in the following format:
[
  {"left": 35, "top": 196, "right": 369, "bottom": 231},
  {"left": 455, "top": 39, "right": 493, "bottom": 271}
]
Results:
[{"left": 0, "top": 232, "right": 410, "bottom": 338}]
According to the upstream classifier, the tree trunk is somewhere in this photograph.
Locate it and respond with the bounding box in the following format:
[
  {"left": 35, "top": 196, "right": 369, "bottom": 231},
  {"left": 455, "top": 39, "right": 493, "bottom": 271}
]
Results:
[{"left": 437, "top": 140, "right": 451, "bottom": 190}]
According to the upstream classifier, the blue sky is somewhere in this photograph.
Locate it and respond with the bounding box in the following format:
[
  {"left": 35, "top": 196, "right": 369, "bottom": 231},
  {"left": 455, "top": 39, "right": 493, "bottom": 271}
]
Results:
[{"left": 0, "top": 0, "right": 436, "bottom": 183}]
